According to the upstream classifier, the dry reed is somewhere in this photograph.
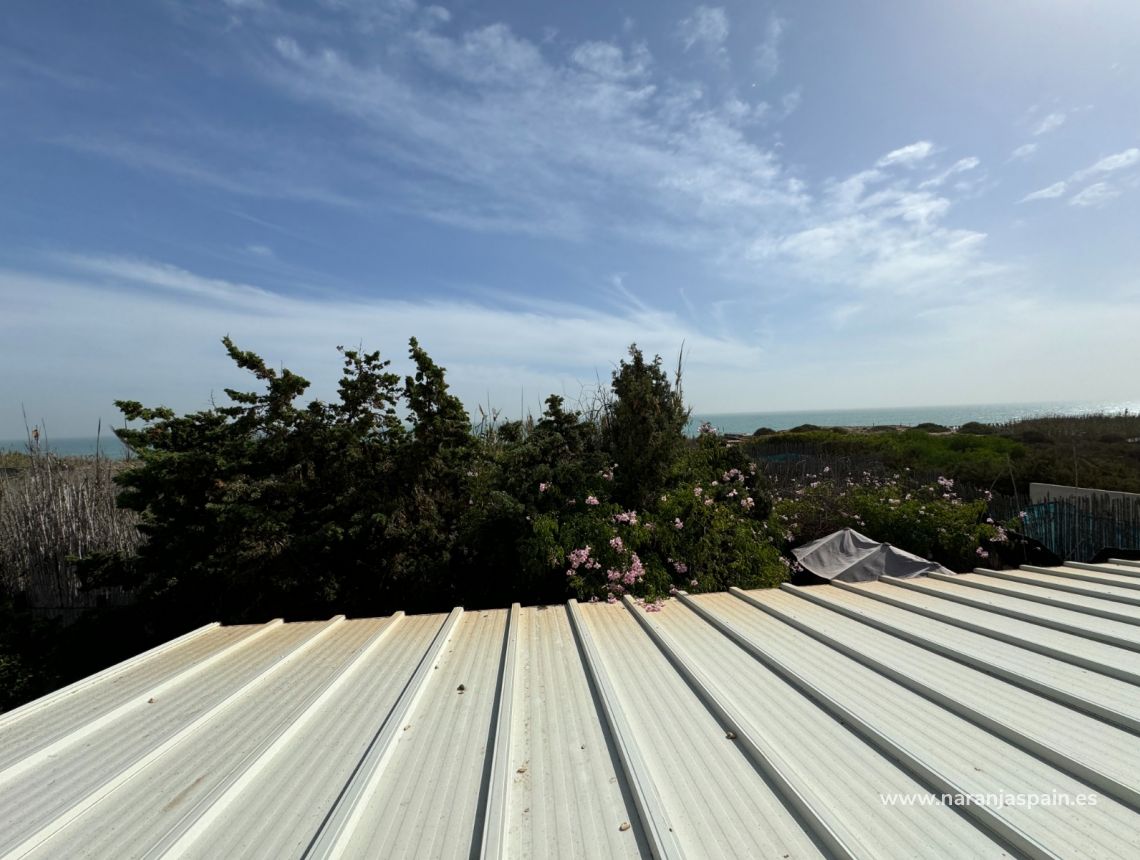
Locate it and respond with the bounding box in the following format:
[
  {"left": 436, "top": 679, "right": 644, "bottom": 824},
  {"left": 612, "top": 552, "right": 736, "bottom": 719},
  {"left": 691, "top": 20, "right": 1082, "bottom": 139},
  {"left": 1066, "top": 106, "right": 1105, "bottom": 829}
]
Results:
[{"left": 0, "top": 450, "right": 141, "bottom": 611}]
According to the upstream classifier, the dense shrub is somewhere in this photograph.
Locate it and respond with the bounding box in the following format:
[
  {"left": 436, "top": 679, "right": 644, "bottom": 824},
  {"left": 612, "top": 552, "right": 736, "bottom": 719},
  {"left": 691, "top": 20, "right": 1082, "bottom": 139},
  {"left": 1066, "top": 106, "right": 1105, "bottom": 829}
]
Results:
[
  {"left": 769, "top": 470, "right": 1006, "bottom": 571},
  {"left": 86, "top": 338, "right": 483, "bottom": 623},
  {"left": 601, "top": 347, "right": 688, "bottom": 508},
  {"left": 746, "top": 428, "right": 1024, "bottom": 493},
  {"left": 958, "top": 421, "right": 993, "bottom": 435},
  {"left": 82, "top": 338, "right": 784, "bottom": 626}
]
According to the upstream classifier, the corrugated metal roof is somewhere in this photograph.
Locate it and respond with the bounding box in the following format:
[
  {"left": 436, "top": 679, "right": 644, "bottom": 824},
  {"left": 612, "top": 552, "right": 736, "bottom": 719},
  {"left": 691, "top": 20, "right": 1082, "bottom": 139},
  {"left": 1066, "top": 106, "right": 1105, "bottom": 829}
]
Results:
[{"left": 3, "top": 561, "right": 1140, "bottom": 859}]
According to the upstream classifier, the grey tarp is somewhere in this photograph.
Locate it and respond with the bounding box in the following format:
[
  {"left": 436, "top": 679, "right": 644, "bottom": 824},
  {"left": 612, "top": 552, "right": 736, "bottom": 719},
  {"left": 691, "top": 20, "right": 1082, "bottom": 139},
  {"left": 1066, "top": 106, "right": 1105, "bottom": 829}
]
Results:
[{"left": 792, "top": 528, "right": 953, "bottom": 582}]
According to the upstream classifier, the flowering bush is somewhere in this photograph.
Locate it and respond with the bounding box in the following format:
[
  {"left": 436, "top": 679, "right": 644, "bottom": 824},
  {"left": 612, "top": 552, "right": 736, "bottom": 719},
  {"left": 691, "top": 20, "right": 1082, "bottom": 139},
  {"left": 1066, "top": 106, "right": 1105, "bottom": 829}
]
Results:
[
  {"left": 529, "top": 430, "right": 784, "bottom": 600},
  {"left": 768, "top": 470, "right": 1007, "bottom": 571}
]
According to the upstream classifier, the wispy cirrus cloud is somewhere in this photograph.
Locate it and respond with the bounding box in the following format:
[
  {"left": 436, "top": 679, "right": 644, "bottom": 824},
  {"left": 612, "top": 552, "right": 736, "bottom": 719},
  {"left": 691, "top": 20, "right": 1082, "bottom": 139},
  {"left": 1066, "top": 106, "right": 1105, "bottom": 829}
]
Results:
[
  {"left": 52, "top": 133, "right": 361, "bottom": 208},
  {"left": 34, "top": 4, "right": 1008, "bottom": 366},
  {"left": 678, "top": 6, "right": 729, "bottom": 55},
  {"left": 1073, "top": 147, "right": 1139, "bottom": 180},
  {"left": 1032, "top": 111, "right": 1066, "bottom": 135},
  {"left": 754, "top": 14, "right": 785, "bottom": 79},
  {"left": 12, "top": 245, "right": 1137, "bottom": 432},
  {"left": 262, "top": 21, "right": 806, "bottom": 253},
  {"left": 876, "top": 141, "right": 935, "bottom": 168},
  {"left": 1020, "top": 146, "right": 1140, "bottom": 206},
  {"left": 261, "top": 28, "right": 1002, "bottom": 311},
  {"left": 1020, "top": 181, "right": 1067, "bottom": 202},
  {"left": 7, "top": 254, "right": 764, "bottom": 417},
  {"left": 751, "top": 143, "right": 997, "bottom": 297},
  {"left": 918, "top": 156, "right": 980, "bottom": 189},
  {"left": 1069, "top": 182, "right": 1120, "bottom": 208},
  {"left": 1009, "top": 142, "right": 1037, "bottom": 160}
]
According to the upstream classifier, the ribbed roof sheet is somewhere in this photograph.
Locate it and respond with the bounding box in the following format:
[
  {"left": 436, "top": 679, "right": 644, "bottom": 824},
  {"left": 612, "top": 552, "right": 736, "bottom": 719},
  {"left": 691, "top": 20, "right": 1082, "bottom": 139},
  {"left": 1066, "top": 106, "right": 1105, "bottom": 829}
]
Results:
[{"left": 3, "top": 560, "right": 1140, "bottom": 859}]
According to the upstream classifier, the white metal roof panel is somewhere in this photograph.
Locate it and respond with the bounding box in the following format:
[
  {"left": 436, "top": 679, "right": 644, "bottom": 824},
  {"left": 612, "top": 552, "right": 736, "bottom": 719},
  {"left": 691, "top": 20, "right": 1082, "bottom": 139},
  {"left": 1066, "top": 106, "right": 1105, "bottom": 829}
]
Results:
[
  {"left": 876, "top": 576, "right": 1140, "bottom": 651},
  {"left": 503, "top": 605, "right": 645, "bottom": 859},
  {"left": 4, "top": 561, "right": 1140, "bottom": 859},
  {"left": 957, "top": 571, "right": 1140, "bottom": 623},
  {"left": 844, "top": 579, "right": 1140, "bottom": 677}
]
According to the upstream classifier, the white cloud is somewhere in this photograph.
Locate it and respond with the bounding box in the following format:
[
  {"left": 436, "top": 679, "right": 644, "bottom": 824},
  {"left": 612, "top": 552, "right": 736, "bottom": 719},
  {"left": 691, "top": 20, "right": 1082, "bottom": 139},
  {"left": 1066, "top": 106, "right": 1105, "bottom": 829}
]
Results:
[
  {"left": 1074, "top": 147, "right": 1140, "bottom": 179},
  {"left": 1020, "top": 181, "right": 1067, "bottom": 202},
  {"left": 53, "top": 133, "right": 359, "bottom": 208},
  {"left": 1033, "top": 112, "right": 1066, "bottom": 136},
  {"left": 12, "top": 252, "right": 1140, "bottom": 436},
  {"left": 1010, "top": 143, "right": 1037, "bottom": 160},
  {"left": 754, "top": 148, "right": 996, "bottom": 297},
  {"left": 678, "top": 6, "right": 729, "bottom": 55},
  {"left": 1069, "top": 182, "right": 1120, "bottom": 208},
  {"left": 570, "top": 41, "right": 652, "bottom": 80},
  {"left": 780, "top": 88, "right": 802, "bottom": 116},
  {"left": 260, "top": 22, "right": 808, "bottom": 251},
  {"left": 754, "top": 14, "right": 785, "bottom": 79},
  {"left": 918, "top": 156, "right": 980, "bottom": 189},
  {"left": 58, "top": 12, "right": 992, "bottom": 311},
  {"left": 876, "top": 141, "right": 934, "bottom": 167},
  {"left": 39, "top": 10, "right": 1015, "bottom": 396},
  {"left": 0, "top": 259, "right": 765, "bottom": 434},
  {"left": 1019, "top": 147, "right": 1139, "bottom": 206}
]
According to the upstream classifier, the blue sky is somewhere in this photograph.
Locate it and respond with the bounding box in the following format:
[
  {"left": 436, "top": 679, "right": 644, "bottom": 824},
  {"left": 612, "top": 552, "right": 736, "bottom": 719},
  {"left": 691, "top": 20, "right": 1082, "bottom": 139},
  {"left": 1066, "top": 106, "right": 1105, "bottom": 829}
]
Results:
[{"left": 2, "top": 0, "right": 1139, "bottom": 437}]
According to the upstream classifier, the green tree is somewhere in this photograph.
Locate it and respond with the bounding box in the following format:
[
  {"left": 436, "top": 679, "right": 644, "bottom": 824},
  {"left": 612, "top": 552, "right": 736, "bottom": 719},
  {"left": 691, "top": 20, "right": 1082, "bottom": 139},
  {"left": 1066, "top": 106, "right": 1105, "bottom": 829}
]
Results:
[
  {"left": 603, "top": 345, "right": 689, "bottom": 508},
  {"left": 88, "top": 336, "right": 480, "bottom": 624}
]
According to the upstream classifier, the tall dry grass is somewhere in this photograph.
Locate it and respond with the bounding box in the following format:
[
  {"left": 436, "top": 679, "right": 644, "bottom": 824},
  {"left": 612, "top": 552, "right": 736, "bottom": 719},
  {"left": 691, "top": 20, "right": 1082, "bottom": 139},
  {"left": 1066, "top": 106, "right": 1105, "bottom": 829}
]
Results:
[{"left": 0, "top": 451, "right": 141, "bottom": 611}]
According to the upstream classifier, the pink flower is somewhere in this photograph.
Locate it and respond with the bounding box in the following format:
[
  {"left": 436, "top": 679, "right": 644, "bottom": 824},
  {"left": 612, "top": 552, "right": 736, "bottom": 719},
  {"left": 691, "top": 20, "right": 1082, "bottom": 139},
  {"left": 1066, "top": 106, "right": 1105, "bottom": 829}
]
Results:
[
  {"left": 627, "top": 553, "right": 645, "bottom": 582},
  {"left": 740, "top": 497, "right": 755, "bottom": 510},
  {"left": 609, "top": 535, "right": 624, "bottom": 552},
  {"left": 704, "top": 498, "right": 714, "bottom": 506},
  {"left": 674, "top": 518, "right": 684, "bottom": 530},
  {"left": 689, "top": 578, "right": 698, "bottom": 587},
  {"left": 585, "top": 495, "right": 600, "bottom": 506},
  {"left": 538, "top": 482, "right": 549, "bottom": 493},
  {"left": 568, "top": 546, "right": 593, "bottom": 569},
  {"left": 976, "top": 546, "right": 990, "bottom": 559},
  {"left": 694, "top": 487, "right": 703, "bottom": 497},
  {"left": 672, "top": 560, "right": 688, "bottom": 574}
]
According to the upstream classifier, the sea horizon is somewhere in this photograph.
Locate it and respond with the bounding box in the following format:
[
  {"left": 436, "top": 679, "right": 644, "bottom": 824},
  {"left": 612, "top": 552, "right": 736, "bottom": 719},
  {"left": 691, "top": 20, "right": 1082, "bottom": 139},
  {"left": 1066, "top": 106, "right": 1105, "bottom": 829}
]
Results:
[
  {"left": 689, "top": 398, "right": 1140, "bottom": 435},
  {"left": 4, "top": 397, "right": 1138, "bottom": 459}
]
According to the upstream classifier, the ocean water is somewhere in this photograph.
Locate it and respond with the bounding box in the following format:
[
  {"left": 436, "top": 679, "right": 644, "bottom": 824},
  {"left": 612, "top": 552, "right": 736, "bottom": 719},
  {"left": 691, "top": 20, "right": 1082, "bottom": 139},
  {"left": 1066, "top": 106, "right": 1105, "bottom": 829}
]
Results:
[
  {"left": 0, "top": 435, "right": 131, "bottom": 458},
  {"left": 689, "top": 399, "right": 1140, "bottom": 436},
  {"left": 4, "top": 399, "right": 1138, "bottom": 458}
]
